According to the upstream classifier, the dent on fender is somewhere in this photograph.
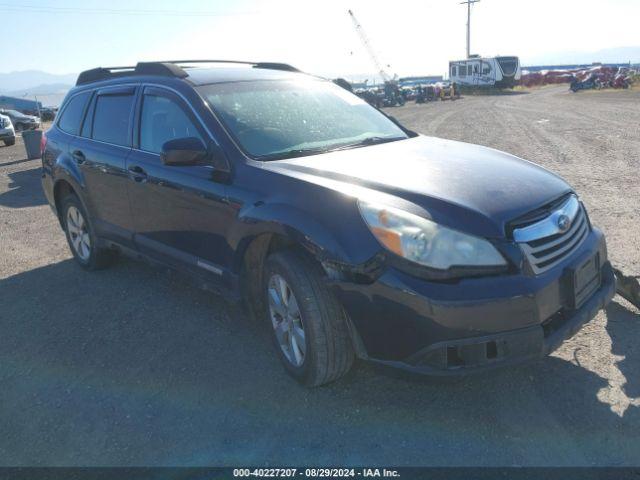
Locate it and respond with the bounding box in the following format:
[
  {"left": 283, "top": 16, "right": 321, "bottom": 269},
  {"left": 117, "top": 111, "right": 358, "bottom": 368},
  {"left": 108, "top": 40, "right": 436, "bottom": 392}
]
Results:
[{"left": 231, "top": 200, "right": 350, "bottom": 257}]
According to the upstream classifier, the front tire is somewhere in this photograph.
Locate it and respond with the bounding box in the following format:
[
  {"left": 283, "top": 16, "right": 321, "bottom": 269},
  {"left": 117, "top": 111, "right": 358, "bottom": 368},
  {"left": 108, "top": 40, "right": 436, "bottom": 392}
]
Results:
[
  {"left": 61, "top": 194, "right": 116, "bottom": 270},
  {"left": 4, "top": 138, "right": 15, "bottom": 146},
  {"left": 265, "top": 251, "right": 354, "bottom": 386}
]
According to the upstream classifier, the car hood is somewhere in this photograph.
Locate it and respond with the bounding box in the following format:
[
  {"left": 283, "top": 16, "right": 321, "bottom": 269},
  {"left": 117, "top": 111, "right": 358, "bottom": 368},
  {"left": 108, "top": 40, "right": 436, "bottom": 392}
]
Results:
[{"left": 262, "top": 135, "right": 572, "bottom": 238}]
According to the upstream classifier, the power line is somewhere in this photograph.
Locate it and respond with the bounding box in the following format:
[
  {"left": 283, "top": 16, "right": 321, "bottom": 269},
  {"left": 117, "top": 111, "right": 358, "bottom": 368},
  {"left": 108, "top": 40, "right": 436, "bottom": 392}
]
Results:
[{"left": 0, "top": 3, "right": 258, "bottom": 17}]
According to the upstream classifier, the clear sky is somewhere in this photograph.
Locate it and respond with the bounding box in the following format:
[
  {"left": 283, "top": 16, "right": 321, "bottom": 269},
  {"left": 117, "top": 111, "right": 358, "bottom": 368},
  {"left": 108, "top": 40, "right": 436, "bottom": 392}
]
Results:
[{"left": 2, "top": 0, "right": 640, "bottom": 80}]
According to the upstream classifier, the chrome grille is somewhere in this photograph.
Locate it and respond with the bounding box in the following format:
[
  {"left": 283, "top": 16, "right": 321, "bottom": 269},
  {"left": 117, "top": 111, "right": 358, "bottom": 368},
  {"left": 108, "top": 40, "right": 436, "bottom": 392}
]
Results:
[{"left": 513, "top": 195, "right": 589, "bottom": 274}]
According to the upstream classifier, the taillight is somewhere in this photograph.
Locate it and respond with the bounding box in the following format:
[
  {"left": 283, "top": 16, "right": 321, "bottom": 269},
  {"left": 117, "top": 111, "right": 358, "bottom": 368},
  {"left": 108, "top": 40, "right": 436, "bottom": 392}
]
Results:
[{"left": 40, "top": 131, "right": 47, "bottom": 157}]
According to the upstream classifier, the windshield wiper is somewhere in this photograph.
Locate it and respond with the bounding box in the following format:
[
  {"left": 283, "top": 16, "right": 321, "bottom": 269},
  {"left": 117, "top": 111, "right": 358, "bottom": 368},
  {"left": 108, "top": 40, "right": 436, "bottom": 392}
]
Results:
[
  {"left": 330, "top": 136, "right": 407, "bottom": 152},
  {"left": 261, "top": 136, "right": 407, "bottom": 161},
  {"left": 261, "top": 147, "right": 330, "bottom": 161}
]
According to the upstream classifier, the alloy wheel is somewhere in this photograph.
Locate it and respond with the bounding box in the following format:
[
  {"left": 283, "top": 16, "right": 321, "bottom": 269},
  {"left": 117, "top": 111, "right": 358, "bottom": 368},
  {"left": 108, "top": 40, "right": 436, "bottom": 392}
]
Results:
[
  {"left": 268, "top": 274, "right": 306, "bottom": 367},
  {"left": 66, "top": 206, "right": 91, "bottom": 261}
]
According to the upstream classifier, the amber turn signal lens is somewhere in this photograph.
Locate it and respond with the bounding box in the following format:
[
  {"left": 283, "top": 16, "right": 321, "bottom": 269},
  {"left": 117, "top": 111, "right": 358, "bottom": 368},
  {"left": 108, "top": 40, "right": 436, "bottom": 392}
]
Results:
[{"left": 371, "top": 226, "right": 403, "bottom": 256}]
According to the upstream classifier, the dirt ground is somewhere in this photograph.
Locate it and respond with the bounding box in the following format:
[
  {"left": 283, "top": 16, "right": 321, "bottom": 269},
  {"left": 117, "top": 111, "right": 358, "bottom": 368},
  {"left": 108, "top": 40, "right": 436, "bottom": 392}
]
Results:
[{"left": 0, "top": 86, "right": 639, "bottom": 466}]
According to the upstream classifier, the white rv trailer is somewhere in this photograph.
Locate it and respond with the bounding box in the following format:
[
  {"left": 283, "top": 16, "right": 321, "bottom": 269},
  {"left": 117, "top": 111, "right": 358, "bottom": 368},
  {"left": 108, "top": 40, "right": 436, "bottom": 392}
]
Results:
[{"left": 449, "top": 56, "right": 522, "bottom": 88}]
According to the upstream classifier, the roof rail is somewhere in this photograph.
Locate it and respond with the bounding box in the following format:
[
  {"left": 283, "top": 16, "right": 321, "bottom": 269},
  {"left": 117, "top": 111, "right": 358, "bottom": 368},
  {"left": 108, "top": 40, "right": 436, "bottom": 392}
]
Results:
[
  {"left": 76, "top": 62, "right": 188, "bottom": 86},
  {"left": 76, "top": 60, "right": 300, "bottom": 86},
  {"left": 158, "top": 60, "right": 300, "bottom": 72},
  {"left": 254, "top": 62, "right": 300, "bottom": 72}
]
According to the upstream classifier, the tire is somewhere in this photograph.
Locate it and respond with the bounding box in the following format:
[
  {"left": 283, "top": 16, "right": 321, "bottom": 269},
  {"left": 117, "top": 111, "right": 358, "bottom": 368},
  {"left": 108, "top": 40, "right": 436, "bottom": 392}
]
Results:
[
  {"left": 14, "top": 123, "right": 24, "bottom": 132},
  {"left": 3, "top": 138, "right": 15, "bottom": 146},
  {"left": 61, "top": 194, "right": 116, "bottom": 270},
  {"left": 264, "top": 250, "right": 354, "bottom": 386}
]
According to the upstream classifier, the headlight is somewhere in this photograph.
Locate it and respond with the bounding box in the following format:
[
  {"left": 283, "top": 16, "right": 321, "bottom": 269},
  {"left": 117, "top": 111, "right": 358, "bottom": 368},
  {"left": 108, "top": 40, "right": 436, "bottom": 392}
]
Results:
[{"left": 358, "top": 200, "right": 507, "bottom": 271}]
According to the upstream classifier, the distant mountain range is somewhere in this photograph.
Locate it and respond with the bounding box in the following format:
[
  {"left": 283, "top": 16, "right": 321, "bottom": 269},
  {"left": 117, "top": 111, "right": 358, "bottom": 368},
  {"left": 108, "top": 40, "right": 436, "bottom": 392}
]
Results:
[
  {"left": 0, "top": 70, "right": 76, "bottom": 92},
  {"left": 0, "top": 70, "right": 76, "bottom": 107},
  {"left": 524, "top": 46, "right": 640, "bottom": 68}
]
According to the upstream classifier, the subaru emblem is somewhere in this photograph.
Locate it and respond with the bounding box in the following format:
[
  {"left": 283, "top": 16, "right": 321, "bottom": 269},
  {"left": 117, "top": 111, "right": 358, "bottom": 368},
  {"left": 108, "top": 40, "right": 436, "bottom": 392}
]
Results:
[{"left": 557, "top": 214, "right": 571, "bottom": 233}]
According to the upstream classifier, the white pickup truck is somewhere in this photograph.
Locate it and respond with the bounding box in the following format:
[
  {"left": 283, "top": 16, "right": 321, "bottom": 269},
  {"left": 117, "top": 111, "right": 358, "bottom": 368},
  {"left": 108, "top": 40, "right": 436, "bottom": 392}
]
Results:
[{"left": 0, "top": 113, "right": 16, "bottom": 146}]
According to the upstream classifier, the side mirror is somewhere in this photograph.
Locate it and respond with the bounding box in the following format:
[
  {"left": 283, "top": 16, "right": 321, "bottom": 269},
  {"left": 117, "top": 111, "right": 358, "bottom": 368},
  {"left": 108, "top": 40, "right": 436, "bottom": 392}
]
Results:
[{"left": 160, "top": 137, "right": 208, "bottom": 166}]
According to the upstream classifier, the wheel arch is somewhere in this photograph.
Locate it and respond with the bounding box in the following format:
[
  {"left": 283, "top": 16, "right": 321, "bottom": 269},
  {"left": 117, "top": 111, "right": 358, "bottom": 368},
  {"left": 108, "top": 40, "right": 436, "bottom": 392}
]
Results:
[
  {"left": 53, "top": 176, "right": 91, "bottom": 228},
  {"left": 231, "top": 206, "right": 369, "bottom": 360},
  {"left": 230, "top": 201, "right": 354, "bottom": 274},
  {"left": 235, "top": 228, "right": 331, "bottom": 320},
  {"left": 231, "top": 197, "right": 343, "bottom": 307}
]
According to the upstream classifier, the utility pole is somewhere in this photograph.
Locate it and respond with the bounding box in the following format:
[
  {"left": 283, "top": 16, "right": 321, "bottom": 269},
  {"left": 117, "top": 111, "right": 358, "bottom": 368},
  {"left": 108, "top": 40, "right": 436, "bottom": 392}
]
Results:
[{"left": 460, "top": 0, "right": 480, "bottom": 58}]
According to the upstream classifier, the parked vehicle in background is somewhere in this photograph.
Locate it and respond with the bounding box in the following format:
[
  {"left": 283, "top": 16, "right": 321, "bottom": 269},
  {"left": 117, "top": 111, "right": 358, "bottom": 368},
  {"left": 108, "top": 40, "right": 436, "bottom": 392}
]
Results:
[
  {"left": 0, "top": 113, "right": 16, "bottom": 146},
  {"left": 0, "top": 109, "right": 40, "bottom": 131},
  {"left": 39, "top": 107, "right": 57, "bottom": 122},
  {"left": 520, "top": 65, "right": 636, "bottom": 89},
  {"left": 449, "top": 56, "right": 522, "bottom": 88},
  {"left": 570, "top": 74, "right": 601, "bottom": 92},
  {"left": 437, "top": 81, "right": 459, "bottom": 100},
  {"left": 610, "top": 73, "right": 631, "bottom": 89},
  {"left": 355, "top": 88, "right": 384, "bottom": 108},
  {"left": 41, "top": 60, "right": 614, "bottom": 387}
]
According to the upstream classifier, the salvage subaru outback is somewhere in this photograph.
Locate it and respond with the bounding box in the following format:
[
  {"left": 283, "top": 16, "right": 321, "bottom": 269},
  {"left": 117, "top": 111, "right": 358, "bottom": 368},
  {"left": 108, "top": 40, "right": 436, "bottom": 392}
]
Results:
[{"left": 41, "top": 61, "right": 615, "bottom": 386}]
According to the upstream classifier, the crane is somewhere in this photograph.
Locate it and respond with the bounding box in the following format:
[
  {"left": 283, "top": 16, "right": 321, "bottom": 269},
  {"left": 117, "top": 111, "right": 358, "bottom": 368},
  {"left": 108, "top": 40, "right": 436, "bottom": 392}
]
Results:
[{"left": 347, "top": 9, "right": 396, "bottom": 84}]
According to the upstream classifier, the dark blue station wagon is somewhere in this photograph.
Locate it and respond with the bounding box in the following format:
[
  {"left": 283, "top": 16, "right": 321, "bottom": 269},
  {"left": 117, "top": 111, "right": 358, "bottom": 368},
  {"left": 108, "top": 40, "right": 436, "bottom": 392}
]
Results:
[{"left": 41, "top": 61, "right": 615, "bottom": 386}]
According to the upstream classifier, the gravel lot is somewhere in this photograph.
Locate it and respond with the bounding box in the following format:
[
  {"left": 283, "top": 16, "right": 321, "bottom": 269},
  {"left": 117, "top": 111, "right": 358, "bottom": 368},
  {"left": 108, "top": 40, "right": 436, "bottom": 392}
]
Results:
[{"left": 0, "top": 86, "right": 639, "bottom": 466}]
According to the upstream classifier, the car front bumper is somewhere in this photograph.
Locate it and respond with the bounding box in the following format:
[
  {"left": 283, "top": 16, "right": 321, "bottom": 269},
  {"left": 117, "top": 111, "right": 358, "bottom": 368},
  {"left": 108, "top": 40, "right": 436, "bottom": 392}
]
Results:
[
  {"left": 331, "top": 228, "right": 614, "bottom": 375},
  {"left": 0, "top": 129, "right": 15, "bottom": 140}
]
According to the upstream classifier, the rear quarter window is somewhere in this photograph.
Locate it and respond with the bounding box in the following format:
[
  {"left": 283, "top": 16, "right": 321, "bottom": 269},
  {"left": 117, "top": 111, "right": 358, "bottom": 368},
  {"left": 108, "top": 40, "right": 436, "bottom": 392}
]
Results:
[
  {"left": 57, "top": 92, "right": 91, "bottom": 135},
  {"left": 92, "top": 93, "right": 135, "bottom": 146}
]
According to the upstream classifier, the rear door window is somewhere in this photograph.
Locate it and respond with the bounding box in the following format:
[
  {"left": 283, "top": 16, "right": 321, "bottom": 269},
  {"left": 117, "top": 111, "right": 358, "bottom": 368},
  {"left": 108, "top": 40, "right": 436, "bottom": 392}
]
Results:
[
  {"left": 92, "top": 92, "right": 135, "bottom": 146},
  {"left": 57, "top": 92, "right": 91, "bottom": 135}
]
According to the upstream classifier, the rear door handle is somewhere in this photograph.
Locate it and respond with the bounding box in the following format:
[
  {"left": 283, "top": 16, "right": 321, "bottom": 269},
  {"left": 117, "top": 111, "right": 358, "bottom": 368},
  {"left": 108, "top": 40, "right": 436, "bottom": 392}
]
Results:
[
  {"left": 72, "top": 150, "right": 86, "bottom": 164},
  {"left": 128, "top": 165, "right": 148, "bottom": 182}
]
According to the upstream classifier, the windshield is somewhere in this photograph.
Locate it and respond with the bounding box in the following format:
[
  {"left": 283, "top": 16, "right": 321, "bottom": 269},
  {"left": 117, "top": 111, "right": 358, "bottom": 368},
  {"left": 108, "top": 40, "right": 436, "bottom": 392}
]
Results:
[{"left": 197, "top": 79, "right": 408, "bottom": 160}]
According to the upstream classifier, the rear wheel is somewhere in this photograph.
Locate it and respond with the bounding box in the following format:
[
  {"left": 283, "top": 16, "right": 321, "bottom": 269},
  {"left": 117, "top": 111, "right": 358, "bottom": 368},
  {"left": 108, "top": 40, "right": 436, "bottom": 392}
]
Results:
[
  {"left": 62, "top": 194, "right": 116, "bottom": 270},
  {"left": 265, "top": 251, "right": 354, "bottom": 386}
]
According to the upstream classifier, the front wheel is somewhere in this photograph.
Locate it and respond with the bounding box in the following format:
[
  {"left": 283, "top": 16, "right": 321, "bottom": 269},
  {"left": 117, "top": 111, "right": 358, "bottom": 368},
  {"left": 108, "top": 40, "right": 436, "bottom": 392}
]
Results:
[
  {"left": 62, "top": 194, "right": 116, "bottom": 270},
  {"left": 3, "top": 138, "right": 15, "bottom": 146},
  {"left": 264, "top": 251, "right": 354, "bottom": 386}
]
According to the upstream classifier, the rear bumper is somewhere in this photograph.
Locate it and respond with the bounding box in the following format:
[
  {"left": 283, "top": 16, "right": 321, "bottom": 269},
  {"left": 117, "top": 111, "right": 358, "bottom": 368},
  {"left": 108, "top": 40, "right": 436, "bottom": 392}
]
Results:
[{"left": 332, "top": 228, "right": 614, "bottom": 375}]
